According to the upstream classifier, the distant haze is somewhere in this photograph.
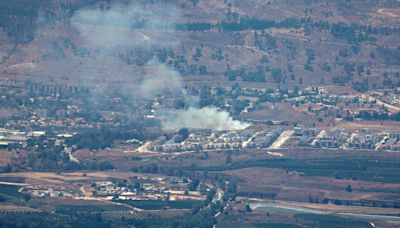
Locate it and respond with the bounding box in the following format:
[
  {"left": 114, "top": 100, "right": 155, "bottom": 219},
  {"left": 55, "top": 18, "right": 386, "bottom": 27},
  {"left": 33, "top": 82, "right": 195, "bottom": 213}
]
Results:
[{"left": 71, "top": 3, "right": 180, "bottom": 49}]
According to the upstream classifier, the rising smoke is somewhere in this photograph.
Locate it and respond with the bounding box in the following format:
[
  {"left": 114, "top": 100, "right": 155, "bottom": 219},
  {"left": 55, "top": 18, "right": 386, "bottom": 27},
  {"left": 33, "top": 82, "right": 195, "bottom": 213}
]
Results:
[
  {"left": 138, "top": 59, "right": 199, "bottom": 106},
  {"left": 71, "top": 2, "right": 249, "bottom": 131},
  {"left": 71, "top": 3, "right": 180, "bottom": 49},
  {"left": 139, "top": 60, "right": 249, "bottom": 131},
  {"left": 163, "top": 107, "right": 250, "bottom": 131}
]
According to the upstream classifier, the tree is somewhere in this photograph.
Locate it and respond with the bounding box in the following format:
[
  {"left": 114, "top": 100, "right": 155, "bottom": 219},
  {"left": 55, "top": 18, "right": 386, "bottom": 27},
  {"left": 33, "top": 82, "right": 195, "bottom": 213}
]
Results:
[
  {"left": 271, "top": 68, "right": 284, "bottom": 83},
  {"left": 188, "top": 179, "right": 200, "bottom": 191},
  {"left": 23, "top": 193, "right": 31, "bottom": 202},
  {"left": 192, "top": 47, "right": 202, "bottom": 61},
  {"left": 346, "top": 184, "right": 352, "bottom": 192},
  {"left": 1, "top": 164, "right": 12, "bottom": 173},
  {"left": 178, "top": 128, "right": 190, "bottom": 140},
  {"left": 245, "top": 204, "right": 252, "bottom": 212},
  {"left": 199, "top": 65, "right": 208, "bottom": 75},
  {"left": 199, "top": 183, "right": 207, "bottom": 195},
  {"left": 133, "top": 182, "right": 141, "bottom": 190}
]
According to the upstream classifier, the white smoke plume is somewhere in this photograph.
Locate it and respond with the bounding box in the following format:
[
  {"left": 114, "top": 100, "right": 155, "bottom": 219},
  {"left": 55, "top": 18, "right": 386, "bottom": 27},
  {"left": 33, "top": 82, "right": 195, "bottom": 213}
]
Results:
[
  {"left": 138, "top": 60, "right": 249, "bottom": 131},
  {"left": 71, "top": 3, "right": 180, "bottom": 49},
  {"left": 138, "top": 60, "right": 199, "bottom": 106},
  {"left": 163, "top": 107, "right": 250, "bottom": 131},
  {"left": 71, "top": 2, "right": 250, "bottom": 131}
]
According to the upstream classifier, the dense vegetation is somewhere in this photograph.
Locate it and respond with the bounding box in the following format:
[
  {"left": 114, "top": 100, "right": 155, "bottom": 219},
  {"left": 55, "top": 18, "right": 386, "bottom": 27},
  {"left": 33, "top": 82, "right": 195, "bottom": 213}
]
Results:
[
  {"left": 0, "top": 0, "right": 49, "bottom": 43},
  {"left": 0, "top": 204, "right": 219, "bottom": 228},
  {"left": 113, "top": 199, "right": 204, "bottom": 210},
  {"left": 0, "top": 184, "right": 25, "bottom": 200},
  {"left": 0, "top": 212, "right": 117, "bottom": 228},
  {"left": 355, "top": 110, "right": 400, "bottom": 122},
  {"left": 0, "top": 0, "right": 98, "bottom": 43},
  {"left": 55, "top": 204, "right": 131, "bottom": 212}
]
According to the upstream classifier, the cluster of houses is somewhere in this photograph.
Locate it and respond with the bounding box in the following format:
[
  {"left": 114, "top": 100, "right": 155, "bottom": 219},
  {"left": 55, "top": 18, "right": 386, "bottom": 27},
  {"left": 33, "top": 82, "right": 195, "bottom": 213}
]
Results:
[
  {"left": 371, "top": 91, "right": 400, "bottom": 108},
  {"left": 294, "top": 127, "right": 400, "bottom": 151},
  {"left": 22, "top": 175, "right": 205, "bottom": 202},
  {"left": 0, "top": 128, "right": 46, "bottom": 149},
  {"left": 92, "top": 176, "right": 204, "bottom": 201},
  {"left": 92, "top": 178, "right": 169, "bottom": 200},
  {"left": 146, "top": 125, "right": 400, "bottom": 153},
  {"left": 24, "top": 185, "right": 74, "bottom": 198},
  {"left": 147, "top": 129, "right": 283, "bottom": 153}
]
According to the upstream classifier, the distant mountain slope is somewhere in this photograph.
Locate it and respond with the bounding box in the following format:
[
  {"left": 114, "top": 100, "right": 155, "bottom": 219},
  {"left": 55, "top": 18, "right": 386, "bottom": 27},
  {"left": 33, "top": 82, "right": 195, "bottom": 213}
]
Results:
[{"left": 0, "top": 0, "right": 399, "bottom": 91}]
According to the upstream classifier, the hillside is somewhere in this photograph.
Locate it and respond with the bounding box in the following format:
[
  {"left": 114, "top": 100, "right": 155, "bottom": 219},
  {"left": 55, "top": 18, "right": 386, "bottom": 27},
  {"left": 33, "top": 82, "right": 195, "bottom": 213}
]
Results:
[{"left": 0, "top": 0, "right": 399, "bottom": 92}]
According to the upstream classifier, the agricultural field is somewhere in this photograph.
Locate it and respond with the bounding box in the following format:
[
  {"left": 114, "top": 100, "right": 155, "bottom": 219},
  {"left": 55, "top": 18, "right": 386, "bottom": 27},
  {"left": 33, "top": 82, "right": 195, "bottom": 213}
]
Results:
[
  {"left": 55, "top": 204, "right": 131, "bottom": 212},
  {"left": 114, "top": 200, "right": 203, "bottom": 210},
  {"left": 0, "top": 184, "right": 26, "bottom": 201}
]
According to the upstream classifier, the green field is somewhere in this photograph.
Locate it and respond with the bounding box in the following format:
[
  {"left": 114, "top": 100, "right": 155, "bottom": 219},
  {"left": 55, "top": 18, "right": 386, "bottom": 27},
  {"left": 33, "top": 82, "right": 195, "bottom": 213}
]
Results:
[
  {"left": 0, "top": 177, "right": 25, "bottom": 183},
  {"left": 0, "top": 184, "right": 24, "bottom": 200},
  {"left": 114, "top": 200, "right": 203, "bottom": 210},
  {"left": 55, "top": 204, "right": 131, "bottom": 212}
]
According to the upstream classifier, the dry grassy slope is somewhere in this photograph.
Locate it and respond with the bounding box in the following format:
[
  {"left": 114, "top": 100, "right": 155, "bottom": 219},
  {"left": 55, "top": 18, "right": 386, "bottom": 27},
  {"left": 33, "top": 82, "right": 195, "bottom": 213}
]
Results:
[
  {"left": 0, "top": 0, "right": 399, "bottom": 90},
  {"left": 197, "top": 0, "right": 400, "bottom": 25}
]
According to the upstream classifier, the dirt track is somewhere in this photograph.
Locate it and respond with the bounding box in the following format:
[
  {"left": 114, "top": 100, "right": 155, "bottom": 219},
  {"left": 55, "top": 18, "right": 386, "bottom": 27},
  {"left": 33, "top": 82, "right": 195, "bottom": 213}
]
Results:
[
  {"left": 269, "top": 130, "right": 294, "bottom": 149},
  {"left": 378, "top": 8, "right": 400, "bottom": 18},
  {"left": 0, "top": 171, "right": 146, "bottom": 185}
]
